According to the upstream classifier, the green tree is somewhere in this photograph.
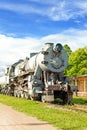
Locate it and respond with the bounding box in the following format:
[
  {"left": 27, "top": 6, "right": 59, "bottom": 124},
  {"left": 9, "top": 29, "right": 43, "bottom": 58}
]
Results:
[
  {"left": 63, "top": 44, "right": 72, "bottom": 56},
  {"left": 63, "top": 44, "right": 72, "bottom": 75},
  {"left": 66, "top": 47, "right": 87, "bottom": 76}
]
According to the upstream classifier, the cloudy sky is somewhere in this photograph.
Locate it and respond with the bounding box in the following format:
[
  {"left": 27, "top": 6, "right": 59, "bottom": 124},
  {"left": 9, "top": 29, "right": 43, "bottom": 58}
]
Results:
[{"left": 0, "top": 0, "right": 87, "bottom": 75}]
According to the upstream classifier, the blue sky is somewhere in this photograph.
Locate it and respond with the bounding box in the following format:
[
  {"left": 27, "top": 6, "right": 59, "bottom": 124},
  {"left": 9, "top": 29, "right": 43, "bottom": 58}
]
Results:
[
  {"left": 0, "top": 0, "right": 87, "bottom": 75},
  {"left": 0, "top": 0, "right": 87, "bottom": 37}
]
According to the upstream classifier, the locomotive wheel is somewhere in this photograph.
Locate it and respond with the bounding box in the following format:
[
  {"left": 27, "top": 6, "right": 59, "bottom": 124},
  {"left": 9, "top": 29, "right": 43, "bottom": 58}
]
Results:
[
  {"left": 14, "top": 92, "right": 17, "bottom": 97},
  {"left": 41, "top": 98, "right": 46, "bottom": 103},
  {"left": 41, "top": 95, "right": 46, "bottom": 103},
  {"left": 17, "top": 93, "right": 21, "bottom": 98},
  {"left": 14, "top": 94, "right": 16, "bottom": 97},
  {"left": 62, "top": 92, "right": 68, "bottom": 104},
  {"left": 30, "top": 96, "right": 35, "bottom": 101},
  {"left": 24, "top": 92, "right": 29, "bottom": 99},
  {"left": 29, "top": 94, "right": 41, "bottom": 101},
  {"left": 20, "top": 93, "right": 24, "bottom": 98}
]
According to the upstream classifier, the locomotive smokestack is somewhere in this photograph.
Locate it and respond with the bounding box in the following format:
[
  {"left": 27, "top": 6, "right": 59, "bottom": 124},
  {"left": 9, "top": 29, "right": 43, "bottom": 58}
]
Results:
[{"left": 45, "top": 43, "right": 54, "bottom": 47}]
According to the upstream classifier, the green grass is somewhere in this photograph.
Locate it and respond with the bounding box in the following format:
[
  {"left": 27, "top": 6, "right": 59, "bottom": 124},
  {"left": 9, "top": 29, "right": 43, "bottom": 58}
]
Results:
[
  {"left": 73, "top": 96, "right": 87, "bottom": 104},
  {"left": 0, "top": 94, "right": 87, "bottom": 130}
]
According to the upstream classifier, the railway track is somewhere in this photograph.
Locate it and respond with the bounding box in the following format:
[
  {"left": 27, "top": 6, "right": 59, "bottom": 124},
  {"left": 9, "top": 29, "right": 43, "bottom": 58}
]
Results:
[{"left": 46, "top": 103, "right": 87, "bottom": 113}]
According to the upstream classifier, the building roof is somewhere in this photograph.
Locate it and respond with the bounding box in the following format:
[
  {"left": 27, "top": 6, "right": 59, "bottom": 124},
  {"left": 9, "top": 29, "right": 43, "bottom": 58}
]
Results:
[{"left": 77, "top": 74, "right": 87, "bottom": 78}]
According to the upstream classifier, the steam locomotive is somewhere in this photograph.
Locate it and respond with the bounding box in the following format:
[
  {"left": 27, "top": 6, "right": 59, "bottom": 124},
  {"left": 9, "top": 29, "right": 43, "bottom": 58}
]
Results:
[{"left": 0, "top": 43, "right": 73, "bottom": 104}]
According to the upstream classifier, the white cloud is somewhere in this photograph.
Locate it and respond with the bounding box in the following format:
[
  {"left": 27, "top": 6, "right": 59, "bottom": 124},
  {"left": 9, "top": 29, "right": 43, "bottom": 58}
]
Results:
[
  {"left": 41, "top": 29, "right": 87, "bottom": 50},
  {"left": 0, "top": 1, "right": 87, "bottom": 21},
  {"left": 75, "top": 1, "right": 87, "bottom": 10},
  {"left": 0, "top": 34, "right": 42, "bottom": 64}
]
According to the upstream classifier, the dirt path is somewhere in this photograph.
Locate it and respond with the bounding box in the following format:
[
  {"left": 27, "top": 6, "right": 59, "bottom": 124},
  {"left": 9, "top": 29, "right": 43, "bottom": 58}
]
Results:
[{"left": 0, "top": 103, "right": 58, "bottom": 130}]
